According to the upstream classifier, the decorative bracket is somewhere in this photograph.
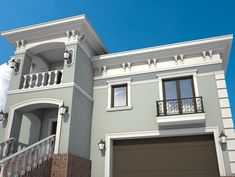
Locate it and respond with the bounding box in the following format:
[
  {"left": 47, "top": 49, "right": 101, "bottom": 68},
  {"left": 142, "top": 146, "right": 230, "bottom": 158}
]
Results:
[
  {"left": 147, "top": 59, "right": 157, "bottom": 67},
  {"left": 122, "top": 62, "right": 132, "bottom": 70},
  {"left": 66, "top": 30, "right": 85, "bottom": 43},
  {"left": 174, "top": 55, "right": 184, "bottom": 63},
  {"left": 202, "top": 50, "right": 213, "bottom": 59},
  {"left": 16, "top": 40, "right": 26, "bottom": 51}
]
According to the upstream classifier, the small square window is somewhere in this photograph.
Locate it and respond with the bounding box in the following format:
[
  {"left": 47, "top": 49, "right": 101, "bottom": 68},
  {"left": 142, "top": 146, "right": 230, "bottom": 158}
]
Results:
[
  {"left": 111, "top": 84, "right": 127, "bottom": 107},
  {"left": 106, "top": 78, "right": 132, "bottom": 112}
]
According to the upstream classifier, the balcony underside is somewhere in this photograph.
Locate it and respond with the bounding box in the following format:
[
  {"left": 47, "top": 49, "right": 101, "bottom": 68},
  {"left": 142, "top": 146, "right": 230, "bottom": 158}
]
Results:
[{"left": 156, "top": 113, "right": 206, "bottom": 127}]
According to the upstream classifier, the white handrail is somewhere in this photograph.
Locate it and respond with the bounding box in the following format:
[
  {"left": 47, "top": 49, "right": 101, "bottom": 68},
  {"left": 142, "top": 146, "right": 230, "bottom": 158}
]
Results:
[{"left": 0, "top": 135, "right": 55, "bottom": 177}]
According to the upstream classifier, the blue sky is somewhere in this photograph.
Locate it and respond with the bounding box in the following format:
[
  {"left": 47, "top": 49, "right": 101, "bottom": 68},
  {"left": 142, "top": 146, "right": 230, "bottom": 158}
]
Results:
[{"left": 0, "top": 0, "right": 235, "bottom": 121}]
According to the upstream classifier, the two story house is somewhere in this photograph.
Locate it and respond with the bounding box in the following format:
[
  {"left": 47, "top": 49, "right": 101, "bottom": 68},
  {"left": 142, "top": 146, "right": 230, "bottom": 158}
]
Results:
[{"left": 0, "top": 15, "right": 234, "bottom": 177}]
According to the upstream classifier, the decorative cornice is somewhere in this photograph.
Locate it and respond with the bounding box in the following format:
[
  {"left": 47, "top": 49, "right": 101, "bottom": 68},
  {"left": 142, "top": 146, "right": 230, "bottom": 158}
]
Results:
[
  {"left": 1, "top": 15, "right": 108, "bottom": 56},
  {"left": 91, "top": 35, "right": 232, "bottom": 71}
]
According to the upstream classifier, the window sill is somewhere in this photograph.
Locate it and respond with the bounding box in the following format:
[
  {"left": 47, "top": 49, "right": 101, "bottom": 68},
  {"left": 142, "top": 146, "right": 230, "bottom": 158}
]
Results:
[{"left": 106, "top": 106, "right": 133, "bottom": 112}]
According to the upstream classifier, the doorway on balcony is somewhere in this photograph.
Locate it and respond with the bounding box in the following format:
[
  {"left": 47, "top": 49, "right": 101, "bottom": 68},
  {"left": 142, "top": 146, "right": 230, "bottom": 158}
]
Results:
[
  {"left": 162, "top": 76, "right": 196, "bottom": 115},
  {"left": 48, "top": 118, "right": 57, "bottom": 136}
]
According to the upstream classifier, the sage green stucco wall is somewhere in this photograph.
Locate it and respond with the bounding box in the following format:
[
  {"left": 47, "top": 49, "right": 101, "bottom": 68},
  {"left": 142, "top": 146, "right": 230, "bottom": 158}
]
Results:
[
  {"left": 90, "top": 71, "right": 232, "bottom": 177},
  {"left": 90, "top": 82, "right": 159, "bottom": 177},
  {"left": 68, "top": 90, "right": 93, "bottom": 159},
  {"left": 18, "top": 112, "right": 41, "bottom": 145}
]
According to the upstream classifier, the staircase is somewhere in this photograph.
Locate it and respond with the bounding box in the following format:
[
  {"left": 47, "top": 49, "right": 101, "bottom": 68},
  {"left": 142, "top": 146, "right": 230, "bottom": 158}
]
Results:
[{"left": 0, "top": 135, "right": 55, "bottom": 177}]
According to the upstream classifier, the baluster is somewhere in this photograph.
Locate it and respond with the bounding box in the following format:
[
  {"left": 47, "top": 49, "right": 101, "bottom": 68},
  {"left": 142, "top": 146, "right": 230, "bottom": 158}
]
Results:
[
  {"left": 8, "top": 157, "right": 15, "bottom": 177},
  {"left": 20, "top": 151, "right": 27, "bottom": 176},
  {"left": 54, "top": 71, "right": 59, "bottom": 85},
  {"left": 32, "top": 147, "right": 37, "bottom": 169},
  {"left": 16, "top": 154, "right": 22, "bottom": 176},
  {"left": 33, "top": 146, "right": 39, "bottom": 168},
  {"left": 4, "top": 142, "right": 10, "bottom": 158},
  {"left": 35, "top": 73, "right": 39, "bottom": 87},
  {"left": 47, "top": 72, "right": 52, "bottom": 86},
  {"left": 60, "top": 70, "right": 63, "bottom": 83},
  {"left": 50, "top": 137, "right": 55, "bottom": 158},
  {"left": 27, "top": 148, "right": 34, "bottom": 172},
  {"left": 28, "top": 74, "right": 33, "bottom": 88},
  {"left": 41, "top": 73, "right": 46, "bottom": 87},
  {"left": 22, "top": 75, "right": 28, "bottom": 89},
  {"left": 0, "top": 143, "right": 5, "bottom": 159},
  {"left": 43, "top": 140, "right": 49, "bottom": 161},
  {"left": 0, "top": 163, "right": 5, "bottom": 177},
  {"left": 10, "top": 139, "right": 15, "bottom": 155}
]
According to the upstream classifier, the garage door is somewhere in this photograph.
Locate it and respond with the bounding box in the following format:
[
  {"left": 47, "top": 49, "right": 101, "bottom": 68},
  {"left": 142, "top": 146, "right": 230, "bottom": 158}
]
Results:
[{"left": 113, "top": 135, "right": 220, "bottom": 177}]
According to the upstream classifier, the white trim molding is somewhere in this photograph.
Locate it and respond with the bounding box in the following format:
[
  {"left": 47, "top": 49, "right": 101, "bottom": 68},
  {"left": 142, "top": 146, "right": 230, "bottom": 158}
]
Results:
[
  {"left": 106, "top": 78, "right": 132, "bottom": 112},
  {"left": 5, "top": 98, "right": 63, "bottom": 154},
  {"left": 8, "top": 82, "right": 93, "bottom": 102},
  {"left": 104, "top": 126, "right": 226, "bottom": 177}
]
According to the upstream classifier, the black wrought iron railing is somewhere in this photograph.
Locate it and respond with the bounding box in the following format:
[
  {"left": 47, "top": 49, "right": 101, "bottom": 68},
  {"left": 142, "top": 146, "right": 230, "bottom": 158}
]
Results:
[{"left": 156, "top": 96, "right": 204, "bottom": 116}]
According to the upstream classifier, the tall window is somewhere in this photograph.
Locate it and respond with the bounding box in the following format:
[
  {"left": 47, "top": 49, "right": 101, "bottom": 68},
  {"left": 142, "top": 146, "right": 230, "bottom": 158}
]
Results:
[
  {"left": 111, "top": 84, "right": 127, "bottom": 107},
  {"left": 162, "top": 77, "right": 196, "bottom": 115},
  {"left": 163, "top": 77, "right": 195, "bottom": 100}
]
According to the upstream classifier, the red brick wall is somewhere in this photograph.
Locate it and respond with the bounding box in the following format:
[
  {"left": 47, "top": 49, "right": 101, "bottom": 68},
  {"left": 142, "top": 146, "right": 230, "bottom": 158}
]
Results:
[
  {"left": 51, "top": 154, "right": 91, "bottom": 177},
  {"left": 23, "top": 159, "right": 52, "bottom": 177}
]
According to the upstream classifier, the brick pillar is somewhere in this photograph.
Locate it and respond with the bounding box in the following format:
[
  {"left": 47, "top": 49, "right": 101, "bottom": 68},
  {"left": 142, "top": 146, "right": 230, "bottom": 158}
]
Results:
[{"left": 51, "top": 154, "right": 91, "bottom": 177}]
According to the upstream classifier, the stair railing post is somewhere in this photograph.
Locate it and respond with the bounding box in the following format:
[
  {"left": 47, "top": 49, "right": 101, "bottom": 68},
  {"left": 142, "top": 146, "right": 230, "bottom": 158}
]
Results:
[{"left": 0, "top": 163, "right": 5, "bottom": 177}]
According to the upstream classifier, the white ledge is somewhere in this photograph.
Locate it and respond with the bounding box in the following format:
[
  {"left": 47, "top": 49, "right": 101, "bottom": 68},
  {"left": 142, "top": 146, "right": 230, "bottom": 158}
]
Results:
[
  {"left": 106, "top": 106, "right": 133, "bottom": 112},
  {"left": 156, "top": 113, "right": 206, "bottom": 126}
]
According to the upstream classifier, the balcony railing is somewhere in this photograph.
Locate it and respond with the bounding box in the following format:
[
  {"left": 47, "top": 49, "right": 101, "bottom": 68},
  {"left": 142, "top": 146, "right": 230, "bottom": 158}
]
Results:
[
  {"left": 21, "top": 69, "right": 63, "bottom": 89},
  {"left": 156, "top": 96, "right": 204, "bottom": 116}
]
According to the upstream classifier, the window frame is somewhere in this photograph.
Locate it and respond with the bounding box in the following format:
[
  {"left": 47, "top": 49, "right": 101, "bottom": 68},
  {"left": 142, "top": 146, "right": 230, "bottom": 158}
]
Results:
[
  {"left": 162, "top": 76, "right": 196, "bottom": 101},
  {"left": 106, "top": 78, "right": 132, "bottom": 112},
  {"left": 111, "top": 84, "right": 128, "bottom": 108},
  {"left": 157, "top": 69, "right": 199, "bottom": 100}
]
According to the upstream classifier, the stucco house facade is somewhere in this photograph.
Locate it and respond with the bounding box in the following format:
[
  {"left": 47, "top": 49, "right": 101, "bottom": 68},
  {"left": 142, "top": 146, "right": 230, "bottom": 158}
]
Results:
[{"left": 0, "top": 15, "right": 234, "bottom": 177}]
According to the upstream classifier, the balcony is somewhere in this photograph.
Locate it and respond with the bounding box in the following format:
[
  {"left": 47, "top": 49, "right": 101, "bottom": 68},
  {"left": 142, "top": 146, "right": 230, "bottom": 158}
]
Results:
[
  {"left": 156, "top": 97, "right": 206, "bottom": 127},
  {"left": 21, "top": 69, "right": 63, "bottom": 89}
]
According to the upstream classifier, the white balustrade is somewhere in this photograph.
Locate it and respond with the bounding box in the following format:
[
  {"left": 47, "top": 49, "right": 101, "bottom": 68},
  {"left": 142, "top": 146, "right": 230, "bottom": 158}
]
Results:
[
  {"left": 0, "top": 138, "right": 16, "bottom": 160},
  {"left": 21, "top": 70, "right": 63, "bottom": 89},
  {"left": 0, "top": 135, "right": 55, "bottom": 177}
]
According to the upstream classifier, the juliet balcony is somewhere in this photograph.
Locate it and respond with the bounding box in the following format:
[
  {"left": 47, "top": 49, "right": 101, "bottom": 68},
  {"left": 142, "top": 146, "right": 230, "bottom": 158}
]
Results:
[{"left": 156, "top": 97, "right": 206, "bottom": 127}]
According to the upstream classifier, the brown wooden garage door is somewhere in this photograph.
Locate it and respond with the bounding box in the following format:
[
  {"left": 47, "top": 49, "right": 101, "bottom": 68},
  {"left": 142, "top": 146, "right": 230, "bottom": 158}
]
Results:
[{"left": 113, "top": 134, "right": 220, "bottom": 177}]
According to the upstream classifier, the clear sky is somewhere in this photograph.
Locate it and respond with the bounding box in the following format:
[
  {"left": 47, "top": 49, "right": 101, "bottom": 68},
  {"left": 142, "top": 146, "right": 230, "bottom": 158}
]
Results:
[{"left": 0, "top": 0, "right": 234, "bottom": 121}]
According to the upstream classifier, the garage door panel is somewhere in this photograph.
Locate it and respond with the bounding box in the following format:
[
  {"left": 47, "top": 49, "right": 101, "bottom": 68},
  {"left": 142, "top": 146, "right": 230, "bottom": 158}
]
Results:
[
  {"left": 113, "top": 135, "right": 220, "bottom": 177},
  {"left": 113, "top": 170, "right": 219, "bottom": 177}
]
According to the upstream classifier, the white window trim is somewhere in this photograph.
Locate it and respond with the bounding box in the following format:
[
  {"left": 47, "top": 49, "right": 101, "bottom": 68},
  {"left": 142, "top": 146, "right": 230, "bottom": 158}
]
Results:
[
  {"left": 156, "top": 69, "right": 199, "bottom": 100},
  {"left": 104, "top": 126, "right": 226, "bottom": 177},
  {"left": 106, "top": 78, "right": 132, "bottom": 112}
]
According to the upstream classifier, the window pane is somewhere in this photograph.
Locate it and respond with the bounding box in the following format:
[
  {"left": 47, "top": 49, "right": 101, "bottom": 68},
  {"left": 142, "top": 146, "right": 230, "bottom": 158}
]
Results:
[
  {"left": 164, "top": 81, "right": 177, "bottom": 100},
  {"left": 179, "top": 79, "right": 193, "bottom": 98},
  {"left": 113, "top": 85, "right": 127, "bottom": 107}
]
